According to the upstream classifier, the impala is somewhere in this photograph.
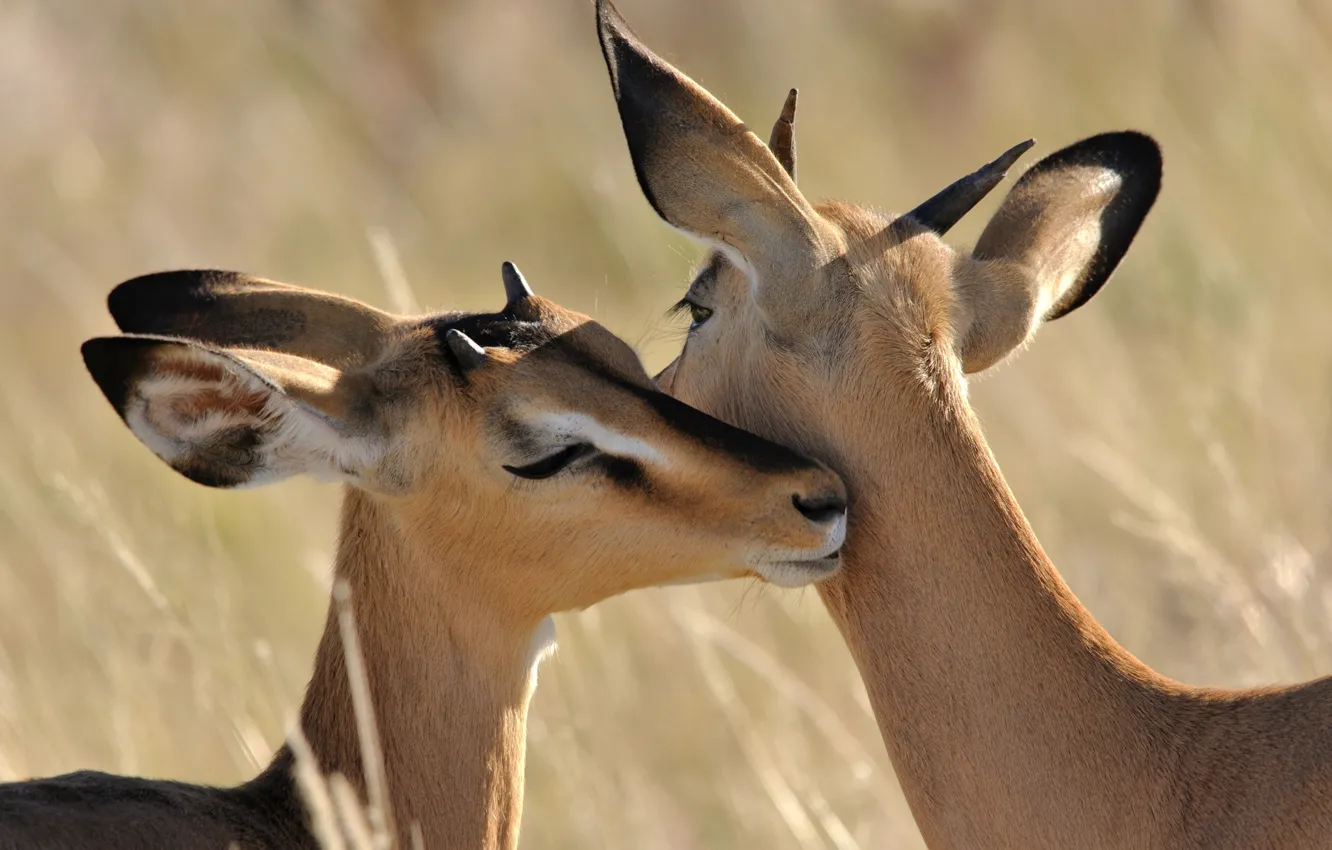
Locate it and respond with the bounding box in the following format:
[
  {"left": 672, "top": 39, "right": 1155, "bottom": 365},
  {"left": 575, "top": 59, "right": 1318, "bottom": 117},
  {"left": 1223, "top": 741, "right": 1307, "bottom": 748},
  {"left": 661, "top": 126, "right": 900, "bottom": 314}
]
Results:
[
  {"left": 0, "top": 263, "right": 847, "bottom": 850},
  {"left": 595, "top": 2, "right": 1332, "bottom": 847}
]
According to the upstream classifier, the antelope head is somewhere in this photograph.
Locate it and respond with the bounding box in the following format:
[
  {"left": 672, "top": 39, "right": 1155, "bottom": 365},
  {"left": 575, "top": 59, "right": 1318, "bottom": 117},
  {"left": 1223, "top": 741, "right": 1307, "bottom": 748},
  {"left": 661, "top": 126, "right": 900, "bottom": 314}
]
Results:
[
  {"left": 81, "top": 263, "right": 848, "bottom": 624},
  {"left": 596, "top": 0, "right": 1160, "bottom": 486}
]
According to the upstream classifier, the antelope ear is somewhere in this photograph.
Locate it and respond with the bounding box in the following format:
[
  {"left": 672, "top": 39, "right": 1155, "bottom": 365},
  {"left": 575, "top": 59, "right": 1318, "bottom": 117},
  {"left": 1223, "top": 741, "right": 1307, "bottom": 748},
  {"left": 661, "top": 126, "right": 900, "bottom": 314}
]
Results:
[
  {"left": 596, "top": 0, "right": 837, "bottom": 319},
  {"left": 956, "top": 131, "right": 1161, "bottom": 372},
  {"left": 81, "top": 335, "right": 385, "bottom": 488},
  {"left": 107, "top": 270, "right": 397, "bottom": 370}
]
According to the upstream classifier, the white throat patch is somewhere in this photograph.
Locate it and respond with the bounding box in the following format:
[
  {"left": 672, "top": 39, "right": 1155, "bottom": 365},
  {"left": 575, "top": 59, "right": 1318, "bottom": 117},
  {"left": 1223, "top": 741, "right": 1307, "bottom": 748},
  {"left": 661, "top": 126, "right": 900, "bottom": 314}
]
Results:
[{"left": 525, "top": 616, "right": 558, "bottom": 682}]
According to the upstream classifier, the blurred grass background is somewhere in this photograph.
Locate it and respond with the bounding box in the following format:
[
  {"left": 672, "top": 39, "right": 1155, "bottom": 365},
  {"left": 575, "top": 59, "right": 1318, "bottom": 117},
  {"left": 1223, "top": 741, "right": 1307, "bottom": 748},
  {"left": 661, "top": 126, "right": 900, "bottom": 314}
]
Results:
[{"left": 2, "top": 0, "right": 1332, "bottom": 846}]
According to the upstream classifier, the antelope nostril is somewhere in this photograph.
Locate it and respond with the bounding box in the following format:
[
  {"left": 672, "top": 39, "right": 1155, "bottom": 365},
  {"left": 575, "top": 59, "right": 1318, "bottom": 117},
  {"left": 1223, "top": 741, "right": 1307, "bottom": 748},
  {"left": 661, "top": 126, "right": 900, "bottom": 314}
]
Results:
[{"left": 792, "top": 492, "right": 847, "bottom": 525}]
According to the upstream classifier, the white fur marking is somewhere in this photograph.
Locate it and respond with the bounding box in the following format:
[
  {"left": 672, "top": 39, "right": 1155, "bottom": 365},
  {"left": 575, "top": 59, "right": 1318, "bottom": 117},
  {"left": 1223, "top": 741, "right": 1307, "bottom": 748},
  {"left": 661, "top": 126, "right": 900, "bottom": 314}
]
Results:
[
  {"left": 712, "top": 242, "right": 760, "bottom": 299},
  {"left": 531, "top": 412, "right": 666, "bottom": 467},
  {"left": 525, "top": 616, "right": 558, "bottom": 685},
  {"left": 662, "top": 221, "right": 761, "bottom": 300},
  {"left": 749, "top": 511, "right": 847, "bottom": 587},
  {"left": 753, "top": 559, "right": 840, "bottom": 588},
  {"left": 125, "top": 399, "right": 188, "bottom": 463},
  {"left": 656, "top": 573, "right": 730, "bottom": 587}
]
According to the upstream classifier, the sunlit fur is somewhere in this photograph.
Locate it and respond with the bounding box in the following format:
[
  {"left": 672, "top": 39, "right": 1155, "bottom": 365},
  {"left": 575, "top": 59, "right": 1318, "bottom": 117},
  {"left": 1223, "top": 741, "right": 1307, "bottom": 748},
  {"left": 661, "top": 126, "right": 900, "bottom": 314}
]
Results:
[
  {"left": 0, "top": 271, "right": 847, "bottom": 850},
  {"left": 597, "top": 1, "right": 1332, "bottom": 847}
]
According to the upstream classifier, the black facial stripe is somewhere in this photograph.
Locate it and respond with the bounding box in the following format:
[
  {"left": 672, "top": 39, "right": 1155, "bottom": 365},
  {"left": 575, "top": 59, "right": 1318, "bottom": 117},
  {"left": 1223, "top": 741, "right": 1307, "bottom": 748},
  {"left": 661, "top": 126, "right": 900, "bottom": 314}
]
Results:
[
  {"left": 499, "top": 411, "right": 650, "bottom": 490},
  {"left": 638, "top": 390, "right": 814, "bottom": 474},
  {"left": 593, "top": 455, "right": 651, "bottom": 492},
  {"left": 556, "top": 353, "right": 817, "bottom": 476},
  {"left": 497, "top": 415, "right": 542, "bottom": 457},
  {"left": 438, "top": 313, "right": 817, "bottom": 478}
]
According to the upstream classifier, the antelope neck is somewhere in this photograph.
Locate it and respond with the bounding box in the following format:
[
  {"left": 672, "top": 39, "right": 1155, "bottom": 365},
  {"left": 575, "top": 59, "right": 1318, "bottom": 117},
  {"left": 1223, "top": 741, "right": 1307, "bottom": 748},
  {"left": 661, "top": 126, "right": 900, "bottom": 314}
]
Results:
[
  {"left": 262, "top": 488, "right": 546, "bottom": 850},
  {"left": 817, "top": 382, "right": 1191, "bottom": 846}
]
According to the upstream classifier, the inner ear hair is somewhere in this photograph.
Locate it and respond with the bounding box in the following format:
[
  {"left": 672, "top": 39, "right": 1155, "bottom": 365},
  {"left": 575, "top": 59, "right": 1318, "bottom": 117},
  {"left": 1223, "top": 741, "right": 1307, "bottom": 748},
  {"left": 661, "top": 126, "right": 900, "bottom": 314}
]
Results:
[
  {"left": 82, "top": 335, "right": 384, "bottom": 489},
  {"left": 958, "top": 131, "right": 1162, "bottom": 373}
]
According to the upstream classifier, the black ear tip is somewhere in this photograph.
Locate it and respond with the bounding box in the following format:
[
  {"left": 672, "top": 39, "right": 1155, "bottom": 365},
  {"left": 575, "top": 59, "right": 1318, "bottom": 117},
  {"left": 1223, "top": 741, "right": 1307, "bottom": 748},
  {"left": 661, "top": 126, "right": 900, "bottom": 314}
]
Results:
[
  {"left": 1066, "top": 130, "right": 1161, "bottom": 175},
  {"left": 106, "top": 273, "right": 157, "bottom": 330},
  {"left": 81, "top": 337, "right": 143, "bottom": 418},
  {"left": 80, "top": 336, "right": 109, "bottom": 368},
  {"left": 596, "top": 0, "right": 625, "bottom": 29},
  {"left": 1109, "top": 129, "right": 1161, "bottom": 155},
  {"left": 1105, "top": 130, "right": 1162, "bottom": 175},
  {"left": 81, "top": 336, "right": 124, "bottom": 377},
  {"left": 1023, "top": 130, "right": 1163, "bottom": 203},
  {"left": 107, "top": 269, "right": 228, "bottom": 333},
  {"left": 1036, "top": 130, "right": 1163, "bottom": 322},
  {"left": 595, "top": 0, "right": 647, "bottom": 74},
  {"left": 595, "top": 0, "right": 625, "bottom": 43},
  {"left": 1100, "top": 131, "right": 1163, "bottom": 208}
]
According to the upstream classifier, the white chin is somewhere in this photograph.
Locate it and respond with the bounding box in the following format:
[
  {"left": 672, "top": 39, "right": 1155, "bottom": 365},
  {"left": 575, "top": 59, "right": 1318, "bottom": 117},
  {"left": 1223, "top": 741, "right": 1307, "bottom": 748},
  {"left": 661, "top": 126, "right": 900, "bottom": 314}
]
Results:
[
  {"left": 754, "top": 555, "right": 842, "bottom": 588},
  {"left": 656, "top": 573, "right": 730, "bottom": 588}
]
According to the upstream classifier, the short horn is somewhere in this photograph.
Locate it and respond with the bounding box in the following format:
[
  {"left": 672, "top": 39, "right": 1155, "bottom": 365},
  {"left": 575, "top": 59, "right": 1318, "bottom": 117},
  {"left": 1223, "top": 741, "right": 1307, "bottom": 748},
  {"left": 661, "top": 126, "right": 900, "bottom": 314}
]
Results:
[
  {"left": 768, "top": 88, "right": 798, "bottom": 182},
  {"left": 907, "top": 139, "right": 1036, "bottom": 235},
  {"left": 501, "top": 261, "right": 533, "bottom": 310},
  {"left": 445, "top": 329, "right": 488, "bottom": 373}
]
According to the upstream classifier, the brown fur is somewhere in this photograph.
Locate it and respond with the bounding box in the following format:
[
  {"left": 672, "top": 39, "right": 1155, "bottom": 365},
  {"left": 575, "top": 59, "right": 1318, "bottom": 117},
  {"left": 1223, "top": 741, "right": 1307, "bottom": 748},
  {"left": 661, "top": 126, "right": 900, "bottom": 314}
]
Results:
[
  {"left": 1, "top": 270, "right": 848, "bottom": 849},
  {"left": 596, "top": 2, "right": 1332, "bottom": 847}
]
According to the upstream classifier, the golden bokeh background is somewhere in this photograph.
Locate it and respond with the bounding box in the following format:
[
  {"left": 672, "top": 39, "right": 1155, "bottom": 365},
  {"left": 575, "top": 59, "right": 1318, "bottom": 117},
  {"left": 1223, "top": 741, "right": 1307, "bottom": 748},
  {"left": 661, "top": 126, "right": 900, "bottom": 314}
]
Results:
[{"left": 2, "top": 1, "right": 1331, "bottom": 846}]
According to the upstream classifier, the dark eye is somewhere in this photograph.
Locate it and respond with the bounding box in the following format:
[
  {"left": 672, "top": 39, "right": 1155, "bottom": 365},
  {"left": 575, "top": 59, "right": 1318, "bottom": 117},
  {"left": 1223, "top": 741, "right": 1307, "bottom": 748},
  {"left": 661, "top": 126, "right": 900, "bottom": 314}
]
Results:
[
  {"left": 503, "top": 443, "right": 595, "bottom": 480},
  {"left": 688, "top": 303, "right": 713, "bottom": 330}
]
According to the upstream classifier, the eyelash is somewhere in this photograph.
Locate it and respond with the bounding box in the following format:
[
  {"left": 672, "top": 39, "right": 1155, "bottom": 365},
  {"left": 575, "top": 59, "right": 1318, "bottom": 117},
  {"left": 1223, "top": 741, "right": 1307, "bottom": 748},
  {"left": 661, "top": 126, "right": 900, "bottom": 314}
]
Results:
[
  {"left": 670, "top": 298, "right": 713, "bottom": 331},
  {"left": 503, "top": 443, "right": 595, "bottom": 480}
]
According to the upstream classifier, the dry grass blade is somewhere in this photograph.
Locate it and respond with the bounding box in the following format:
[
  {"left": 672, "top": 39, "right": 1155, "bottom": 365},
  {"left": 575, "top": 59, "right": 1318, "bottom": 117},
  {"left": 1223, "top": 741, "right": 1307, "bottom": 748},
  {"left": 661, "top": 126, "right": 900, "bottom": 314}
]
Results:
[
  {"left": 331, "top": 773, "right": 379, "bottom": 850},
  {"left": 288, "top": 724, "right": 347, "bottom": 850},
  {"left": 4, "top": 1, "right": 1332, "bottom": 847},
  {"left": 673, "top": 603, "right": 875, "bottom": 782},
  {"left": 368, "top": 226, "right": 420, "bottom": 316},
  {"left": 675, "top": 599, "right": 830, "bottom": 850},
  {"left": 333, "top": 580, "right": 396, "bottom": 850}
]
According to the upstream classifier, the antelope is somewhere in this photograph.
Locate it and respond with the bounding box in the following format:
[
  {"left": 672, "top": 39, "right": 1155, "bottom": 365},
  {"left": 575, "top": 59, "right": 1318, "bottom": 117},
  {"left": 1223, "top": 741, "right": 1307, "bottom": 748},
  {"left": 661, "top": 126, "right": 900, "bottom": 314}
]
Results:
[
  {"left": 595, "top": 2, "right": 1332, "bottom": 847},
  {"left": 0, "top": 263, "right": 848, "bottom": 850}
]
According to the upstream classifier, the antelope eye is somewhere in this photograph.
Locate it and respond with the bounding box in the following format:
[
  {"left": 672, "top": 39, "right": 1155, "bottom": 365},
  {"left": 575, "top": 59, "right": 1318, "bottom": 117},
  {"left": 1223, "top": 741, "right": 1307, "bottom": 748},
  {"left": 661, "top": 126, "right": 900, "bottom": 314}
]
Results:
[
  {"left": 687, "top": 303, "right": 713, "bottom": 330},
  {"left": 503, "top": 443, "right": 595, "bottom": 480}
]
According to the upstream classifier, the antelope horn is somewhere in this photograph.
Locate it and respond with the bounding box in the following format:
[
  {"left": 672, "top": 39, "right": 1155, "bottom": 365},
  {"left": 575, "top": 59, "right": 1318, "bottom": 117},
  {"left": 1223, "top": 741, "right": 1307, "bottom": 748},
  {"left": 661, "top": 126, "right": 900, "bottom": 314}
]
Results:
[
  {"left": 501, "top": 261, "right": 533, "bottom": 310},
  {"left": 445, "top": 329, "right": 488, "bottom": 373},
  {"left": 768, "top": 88, "right": 798, "bottom": 181},
  {"left": 906, "top": 139, "right": 1036, "bottom": 235}
]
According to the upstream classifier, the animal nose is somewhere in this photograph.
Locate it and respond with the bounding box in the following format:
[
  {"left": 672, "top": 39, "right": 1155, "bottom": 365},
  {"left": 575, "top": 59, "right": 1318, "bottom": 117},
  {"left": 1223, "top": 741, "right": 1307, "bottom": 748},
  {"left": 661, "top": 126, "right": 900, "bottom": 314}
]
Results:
[{"left": 792, "top": 491, "right": 847, "bottom": 526}]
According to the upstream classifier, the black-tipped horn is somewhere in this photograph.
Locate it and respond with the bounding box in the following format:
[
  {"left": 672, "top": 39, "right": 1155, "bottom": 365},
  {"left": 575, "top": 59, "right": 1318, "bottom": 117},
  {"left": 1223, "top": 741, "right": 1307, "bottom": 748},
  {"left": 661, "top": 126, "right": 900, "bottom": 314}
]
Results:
[
  {"left": 501, "top": 261, "right": 533, "bottom": 309},
  {"left": 907, "top": 139, "right": 1036, "bottom": 235},
  {"left": 445, "top": 329, "right": 488, "bottom": 373},
  {"left": 768, "top": 88, "right": 798, "bottom": 182}
]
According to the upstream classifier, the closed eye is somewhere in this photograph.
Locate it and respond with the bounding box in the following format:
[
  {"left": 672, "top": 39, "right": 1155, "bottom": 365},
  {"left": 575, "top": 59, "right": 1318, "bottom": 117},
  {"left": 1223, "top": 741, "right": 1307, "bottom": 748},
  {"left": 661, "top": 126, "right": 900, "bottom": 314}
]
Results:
[{"left": 503, "top": 443, "right": 595, "bottom": 480}]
